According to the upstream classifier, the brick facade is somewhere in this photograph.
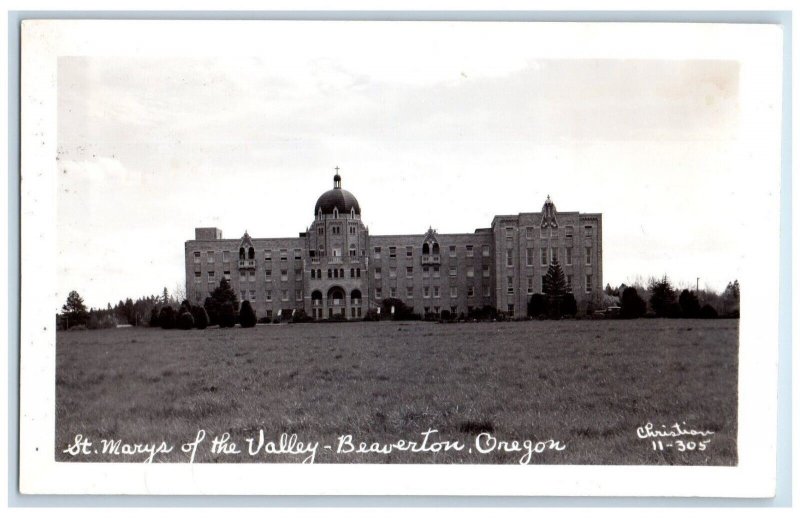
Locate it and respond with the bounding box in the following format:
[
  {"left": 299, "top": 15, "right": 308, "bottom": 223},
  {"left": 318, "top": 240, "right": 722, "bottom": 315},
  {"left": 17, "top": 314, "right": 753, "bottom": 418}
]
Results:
[{"left": 185, "top": 176, "right": 603, "bottom": 320}]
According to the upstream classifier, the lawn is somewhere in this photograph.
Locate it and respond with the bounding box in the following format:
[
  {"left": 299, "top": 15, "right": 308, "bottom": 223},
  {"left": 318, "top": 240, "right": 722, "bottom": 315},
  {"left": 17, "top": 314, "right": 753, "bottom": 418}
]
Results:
[{"left": 55, "top": 319, "right": 738, "bottom": 465}]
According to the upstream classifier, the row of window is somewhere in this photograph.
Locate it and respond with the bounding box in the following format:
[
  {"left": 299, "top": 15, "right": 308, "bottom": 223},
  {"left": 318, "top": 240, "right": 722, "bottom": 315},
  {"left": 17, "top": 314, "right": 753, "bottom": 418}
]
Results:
[
  {"left": 505, "top": 274, "right": 593, "bottom": 295},
  {"left": 373, "top": 244, "right": 490, "bottom": 260},
  {"left": 193, "top": 249, "right": 304, "bottom": 264},
  {"left": 316, "top": 224, "right": 359, "bottom": 235},
  {"left": 504, "top": 225, "right": 594, "bottom": 238},
  {"left": 505, "top": 246, "right": 593, "bottom": 268}
]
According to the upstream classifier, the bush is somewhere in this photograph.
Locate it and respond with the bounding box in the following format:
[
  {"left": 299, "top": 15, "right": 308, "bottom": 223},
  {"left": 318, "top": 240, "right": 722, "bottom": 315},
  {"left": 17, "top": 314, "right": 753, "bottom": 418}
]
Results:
[
  {"left": 665, "top": 302, "right": 683, "bottom": 319},
  {"left": 527, "top": 294, "right": 548, "bottom": 318},
  {"left": 620, "top": 287, "right": 647, "bottom": 319},
  {"left": 239, "top": 301, "right": 257, "bottom": 328},
  {"left": 381, "top": 298, "right": 416, "bottom": 321},
  {"left": 291, "top": 309, "right": 313, "bottom": 323},
  {"left": 177, "top": 311, "right": 195, "bottom": 330},
  {"left": 699, "top": 304, "right": 719, "bottom": 319},
  {"left": 219, "top": 301, "right": 236, "bottom": 328},
  {"left": 191, "top": 306, "right": 209, "bottom": 329},
  {"left": 159, "top": 306, "right": 176, "bottom": 329},
  {"left": 678, "top": 290, "right": 701, "bottom": 318},
  {"left": 440, "top": 310, "right": 452, "bottom": 322},
  {"left": 148, "top": 307, "right": 160, "bottom": 327},
  {"left": 363, "top": 309, "right": 380, "bottom": 322},
  {"left": 257, "top": 317, "right": 271, "bottom": 324},
  {"left": 559, "top": 293, "right": 578, "bottom": 317},
  {"left": 67, "top": 324, "right": 87, "bottom": 331}
]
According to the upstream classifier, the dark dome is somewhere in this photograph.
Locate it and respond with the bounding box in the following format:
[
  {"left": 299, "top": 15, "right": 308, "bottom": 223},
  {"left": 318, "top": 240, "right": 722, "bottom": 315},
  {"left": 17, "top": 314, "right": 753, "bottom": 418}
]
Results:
[{"left": 314, "top": 174, "right": 361, "bottom": 216}]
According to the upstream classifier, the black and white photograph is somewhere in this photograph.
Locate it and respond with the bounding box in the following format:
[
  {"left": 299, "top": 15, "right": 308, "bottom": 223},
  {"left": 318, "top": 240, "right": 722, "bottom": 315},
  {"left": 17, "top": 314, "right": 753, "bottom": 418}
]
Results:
[{"left": 17, "top": 18, "right": 783, "bottom": 497}]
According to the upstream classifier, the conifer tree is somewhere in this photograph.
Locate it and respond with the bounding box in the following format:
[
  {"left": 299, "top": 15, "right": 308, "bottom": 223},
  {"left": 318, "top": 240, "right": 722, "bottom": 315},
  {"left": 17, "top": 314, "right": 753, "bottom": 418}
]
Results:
[{"left": 542, "top": 258, "right": 567, "bottom": 318}]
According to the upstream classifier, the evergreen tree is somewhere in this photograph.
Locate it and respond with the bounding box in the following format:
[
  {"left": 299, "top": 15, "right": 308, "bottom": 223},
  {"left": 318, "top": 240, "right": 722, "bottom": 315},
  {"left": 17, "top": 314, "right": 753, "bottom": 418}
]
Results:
[
  {"left": 648, "top": 275, "right": 676, "bottom": 317},
  {"left": 678, "top": 289, "right": 701, "bottom": 318},
  {"left": 620, "top": 287, "right": 646, "bottom": 319},
  {"left": 205, "top": 278, "right": 239, "bottom": 326},
  {"left": 527, "top": 293, "right": 548, "bottom": 317},
  {"left": 162, "top": 287, "right": 169, "bottom": 304},
  {"left": 191, "top": 305, "right": 209, "bottom": 329},
  {"left": 239, "top": 301, "right": 257, "bottom": 328},
  {"left": 542, "top": 258, "right": 567, "bottom": 318},
  {"left": 722, "top": 280, "right": 740, "bottom": 315},
  {"left": 61, "top": 290, "right": 89, "bottom": 328},
  {"left": 559, "top": 293, "right": 578, "bottom": 317},
  {"left": 219, "top": 301, "right": 237, "bottom": 328}
]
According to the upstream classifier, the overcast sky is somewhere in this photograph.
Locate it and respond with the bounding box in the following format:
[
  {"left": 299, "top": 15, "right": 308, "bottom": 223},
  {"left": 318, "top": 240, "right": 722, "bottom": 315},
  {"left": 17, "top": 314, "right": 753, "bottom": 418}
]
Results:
[{"left": 57, "top": 36, "right": 742, "bottom": 309}]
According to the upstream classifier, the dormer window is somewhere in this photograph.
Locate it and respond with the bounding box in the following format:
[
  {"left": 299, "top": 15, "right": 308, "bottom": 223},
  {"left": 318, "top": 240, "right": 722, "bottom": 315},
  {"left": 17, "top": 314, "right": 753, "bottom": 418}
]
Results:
[{"left": 333, "top": 207, "right": 339, "bottom": 218}]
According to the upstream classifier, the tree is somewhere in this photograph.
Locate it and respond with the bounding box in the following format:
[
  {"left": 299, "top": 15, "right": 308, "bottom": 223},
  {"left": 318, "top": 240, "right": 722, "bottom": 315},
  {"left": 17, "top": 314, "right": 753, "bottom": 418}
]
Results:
[
  {"left": 159, "top": 306, "right": 176, "bottom": 329},
  {"left": 191, "top": 305, "right": 209, "bottom": 329},
  {"left": 148, "top": 307, "right": 160, "bottom": 327},
  {"left": 620, "top": 287, "right": 646, "bottom": 319},
  {"left": 699, "top": 304, "right": 719, "bottom": 319},
  {"left": 177, "top": 307, "right": 195, "bottom": 330},
  {"left": 648, "top": 275, "right": 676, "bottom": 317},
  {"left": 527, "top": 293, "right": 548, "bottom": 318},
  {"left": 559, "top": 293, "right": 578, "bottom": 317},
  {"left": 205, "top": 278, "right": 239, "bottom": 326},
  {"left": 381, "top": 297, "right": 415, "bottom": 320},
  {"left": 542, "top": 258, "right": 567, "bottom": 318},
  {"left": 678, "top": 289, "right": 701, "bottom": 318},
  {"left": 722, "top": 280, "right": 740, "bottom": 316},
  {"left": 219, "top": 301, "right": 237, "bottom": 328},
  {"left": 162, "top": 287, "right": 169, "bottom": 304},
  {"left": 61, "top": 291, "right": 89, "bottom": 329},
  {"left": 239, "top": 301, "right": 257, "bottom": 328}
]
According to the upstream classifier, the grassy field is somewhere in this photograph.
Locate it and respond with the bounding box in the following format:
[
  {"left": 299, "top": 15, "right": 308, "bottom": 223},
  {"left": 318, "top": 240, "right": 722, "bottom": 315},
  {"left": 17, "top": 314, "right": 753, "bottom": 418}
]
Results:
[{"left": 55, "top": 319, "right": 738, "bottom": 465}]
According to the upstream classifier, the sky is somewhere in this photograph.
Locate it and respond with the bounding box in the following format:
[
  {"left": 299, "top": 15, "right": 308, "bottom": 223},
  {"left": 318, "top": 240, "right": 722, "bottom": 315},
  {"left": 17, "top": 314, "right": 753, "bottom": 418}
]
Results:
[{"left": 56, "top": 31, "right": 743, "bottom": 310}]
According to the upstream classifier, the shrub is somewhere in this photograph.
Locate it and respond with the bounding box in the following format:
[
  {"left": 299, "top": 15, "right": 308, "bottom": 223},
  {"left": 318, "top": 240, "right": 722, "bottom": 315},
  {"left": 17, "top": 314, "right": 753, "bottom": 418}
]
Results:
[
  {"left": 699, "top": 304, "right": 719, "bottom": 319},
  {"left": 665, "top": 302, "right": 683, "bottom": 319},
  {"left": 678, "top": 290, "right": 701, "bottom": 318},
  {"left": 219, "top": 301, "right": 236, "bottom": 328},
  {"left": 440, "top": 310, "right": 452, "bottom": 322},
  {"left": 620, "top": 287, "right": 647, "bottom": 319},
  {"left": 291, "top": 309, "right": 313, "bottom": 323},
  {"left": 159, "top": 306, "right": 176, "bottom": 329},
  {"left": 381, "top": 298, "right": 416, "bottom": 321},
  {"left": 68, "top": 324, "right": 87, "bottom": 331},
  {"left": 648, "top": 275, "right": 676, "bottom": 317},
  {"left": 527, "top": 293, "right": 548, "bottom": 318},
  {"left": 191, "top": 306, "right": 209, "bottom": 329},
  {"left": 257, "top": 317, "right": 271, "bottom": 324},
  {"left": 559, "top": 293, "right": 578, "bottom": 317},
  {"left": 363, "top": 309, "right": 380, "bottom": 322},
  {"left": 148, "top": 307, "right": 160, "bottom": 327},
  {"left": 239, "top": 301, "right": 257, "bottom": 328},
  {"left": 177, "top": 311, "right": 195, "bottom": 330}
]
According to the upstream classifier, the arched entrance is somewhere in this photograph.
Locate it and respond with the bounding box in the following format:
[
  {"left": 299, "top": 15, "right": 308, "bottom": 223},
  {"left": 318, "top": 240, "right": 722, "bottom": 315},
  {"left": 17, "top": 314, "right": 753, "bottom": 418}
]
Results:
[
  {"left": 327, "top": 286, "right": 346, "bottom": 319},
  {"left": 350, "top": 289, "right": 362, "bottom": 319},
  {"left": 311, "top": 290, "right": 323, "bottom": 320}
]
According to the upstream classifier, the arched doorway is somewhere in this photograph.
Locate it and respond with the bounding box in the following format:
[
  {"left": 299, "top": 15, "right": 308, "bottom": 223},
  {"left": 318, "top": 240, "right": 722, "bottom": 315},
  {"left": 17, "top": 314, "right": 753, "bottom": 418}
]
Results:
[
  {"left": 311, "top": 290, "right": 323, "bottom": 320},
  {"left": 327, "top": 286, "right": 345, "bottom": 319},
  {"left": 350, "top": 289, "right": 362, "bottom": 319}
]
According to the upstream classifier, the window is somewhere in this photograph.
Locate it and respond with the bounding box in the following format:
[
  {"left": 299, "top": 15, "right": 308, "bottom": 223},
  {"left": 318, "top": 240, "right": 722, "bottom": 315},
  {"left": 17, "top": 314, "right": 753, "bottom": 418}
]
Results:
[
  {"left": 467, "top": 266, "right": 474, "bottom": 278},
  {"left": 449, "top": 266, "right": 457, "bottom": 277},
  {"left": 207, "top": 271, "right": 216, "bottom": 282},
  {"left": 193, "top": 251, "right": 201, "bottom": 264},
  {"left": 281, "top": 290, "right": 289, "bottom": 301},
  {"left": 296, "top": 290, "right": 302, "bottom": 301},
  {"left": 406, "top": 266, "right": 413, "bottom": 278},
  {"left": 250, "top": 290, "right": 256, "bottom": 301},
  {"left": 584, "top": 225, "right": 594, "bottom": 236},
  {"left": 540, "top": 248, "right": 548, "bottom": 266},
  {"left": 241, "top": 290, "right": 247, "bottom": 301},
  {"left": 280, "top": 249, "right": 288, "bottom": 262},
  {"left": 349, "top": 268, "right": 354, "bottom": 278},
  {"left": 375, "top": 268, "right": 382, "bottom": 279},
  {"left": 585, "top": 247, "right": 592, "bottom": 265},
  {"left": 482, "top": 245, "right": 490, "bottom": 257},
  {"left": 566, "top": 247, "right": 573, "bottom": 265},
  {"left": 585, "top": 274, "right": 593, "bottom": 293},
  {"left": 449, "top": 245, "right": 456, "bottom": 257},
  {"left": 508, "top": 304, "right": 515, "bottom": 317},
  {"left": 526, "top": 227, "right": 534, "bottom": 239},
  {"left": 389, "top": 246, "right": 397, "bottom": 258},
  {"left": 450, "top": 286, "right": 458, "bottom": 298},
  {"left": 526, "top": 248, "right": 534, "bottom": 267},
  {"left": 527, "top": 277, "right": 534, "bottom": 294},
  {"left": 356, "top": 268, "right": 361, "bottom": 278},
  {"left": 389, "top": 267, "right": 397, "bottom": 278},
  {"left": 433, "top": 266, "right": 440, "bottom": 278},
  {"left": 318, "top": 226, "right": 324, "bottom": 235},
  {"left": 265, "top": 290, "right": 272, "bottom": 301},
  {"left": 194, "top": 272, "right": 201, "bottom": 282},
  {"left": 466, "top": 245, "right": 474, "bottom": 257},
  {"left": 406, "top": 246, "right": 413, "bottom": 258},
  {"left": 240, "top": 271, "right": 247, "bottom": 282},
  {"left": 565, "top": 225, "right": 574, "bottom": 238},
  {"left": 505, "top": 227, "right": 514, "bottom": 236},
  {"left": 294, "top": 248, "right": 302, "bottom": 260},
  {"left": 423, "top": 286, "right": 430, "bottom": 298},
  {"left": 265, "top": 269, "right": 272, "bottom": 281},
  {"left": 249, "top": 271, "right": 255, "bottom": 282},
  {"left": 280, "top": 270, "right": 288, "bottom": 282},
  {"left": 406, "top": 287, "right": 413, "bottom": 298},
  {"left": 207, "top": 251, "right": 214, "bottom": 263},
  {"left": 484, "top": 285, "right": 491, "bottom": 297},
  {"left": 389, "top": 287, "right": 397, "bottom": 298},
  {"left": 423, "top": 266, "right": 430, "bottom": 278},
  {"left": 295, "top": 269, "right": 302, "bottom": 281},
  {"left": 507, "top": 276, "right": 514, "bottom": 295},
  {"left": 374, "top": 247, "right": 382, "bottom": 259},
  {"left": 265, "top": 250, "right": 272, "bottom": 261},
  {"left": 375, "top": 287, "right": 382, "bottom": 299},
  {"left": 506, "top": 249, "right": 514, "bottom": 267},
  {"left": 433, "top": 286, "right": 440, "bottom": 298},
  {"left": 566, "top": 275, "right": 573, "bottom": 293},
  {"left": 222, "top": 251, "right": 230, "bottom": 263},
  {"left": 223, "top": 270, "right": 231, "bottom": 281},
  {"left": 311, "top": 269, "right": 316, "bottom": 279},
  {"left": 482, "top": 265, "right": 490, "bottom": 278},
  {"left": 349, "top": 225, "right": 356, "bottom": 235},
  {"left": 467, "top": 286, "right": 475, "bottom": 297}
]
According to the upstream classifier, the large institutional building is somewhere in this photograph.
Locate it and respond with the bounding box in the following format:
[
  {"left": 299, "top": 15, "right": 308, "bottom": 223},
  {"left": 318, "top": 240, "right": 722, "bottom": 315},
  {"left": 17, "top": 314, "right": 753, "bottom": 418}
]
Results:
[{"left": 185, "top": 172, "right": 603, "bottom": 320}]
